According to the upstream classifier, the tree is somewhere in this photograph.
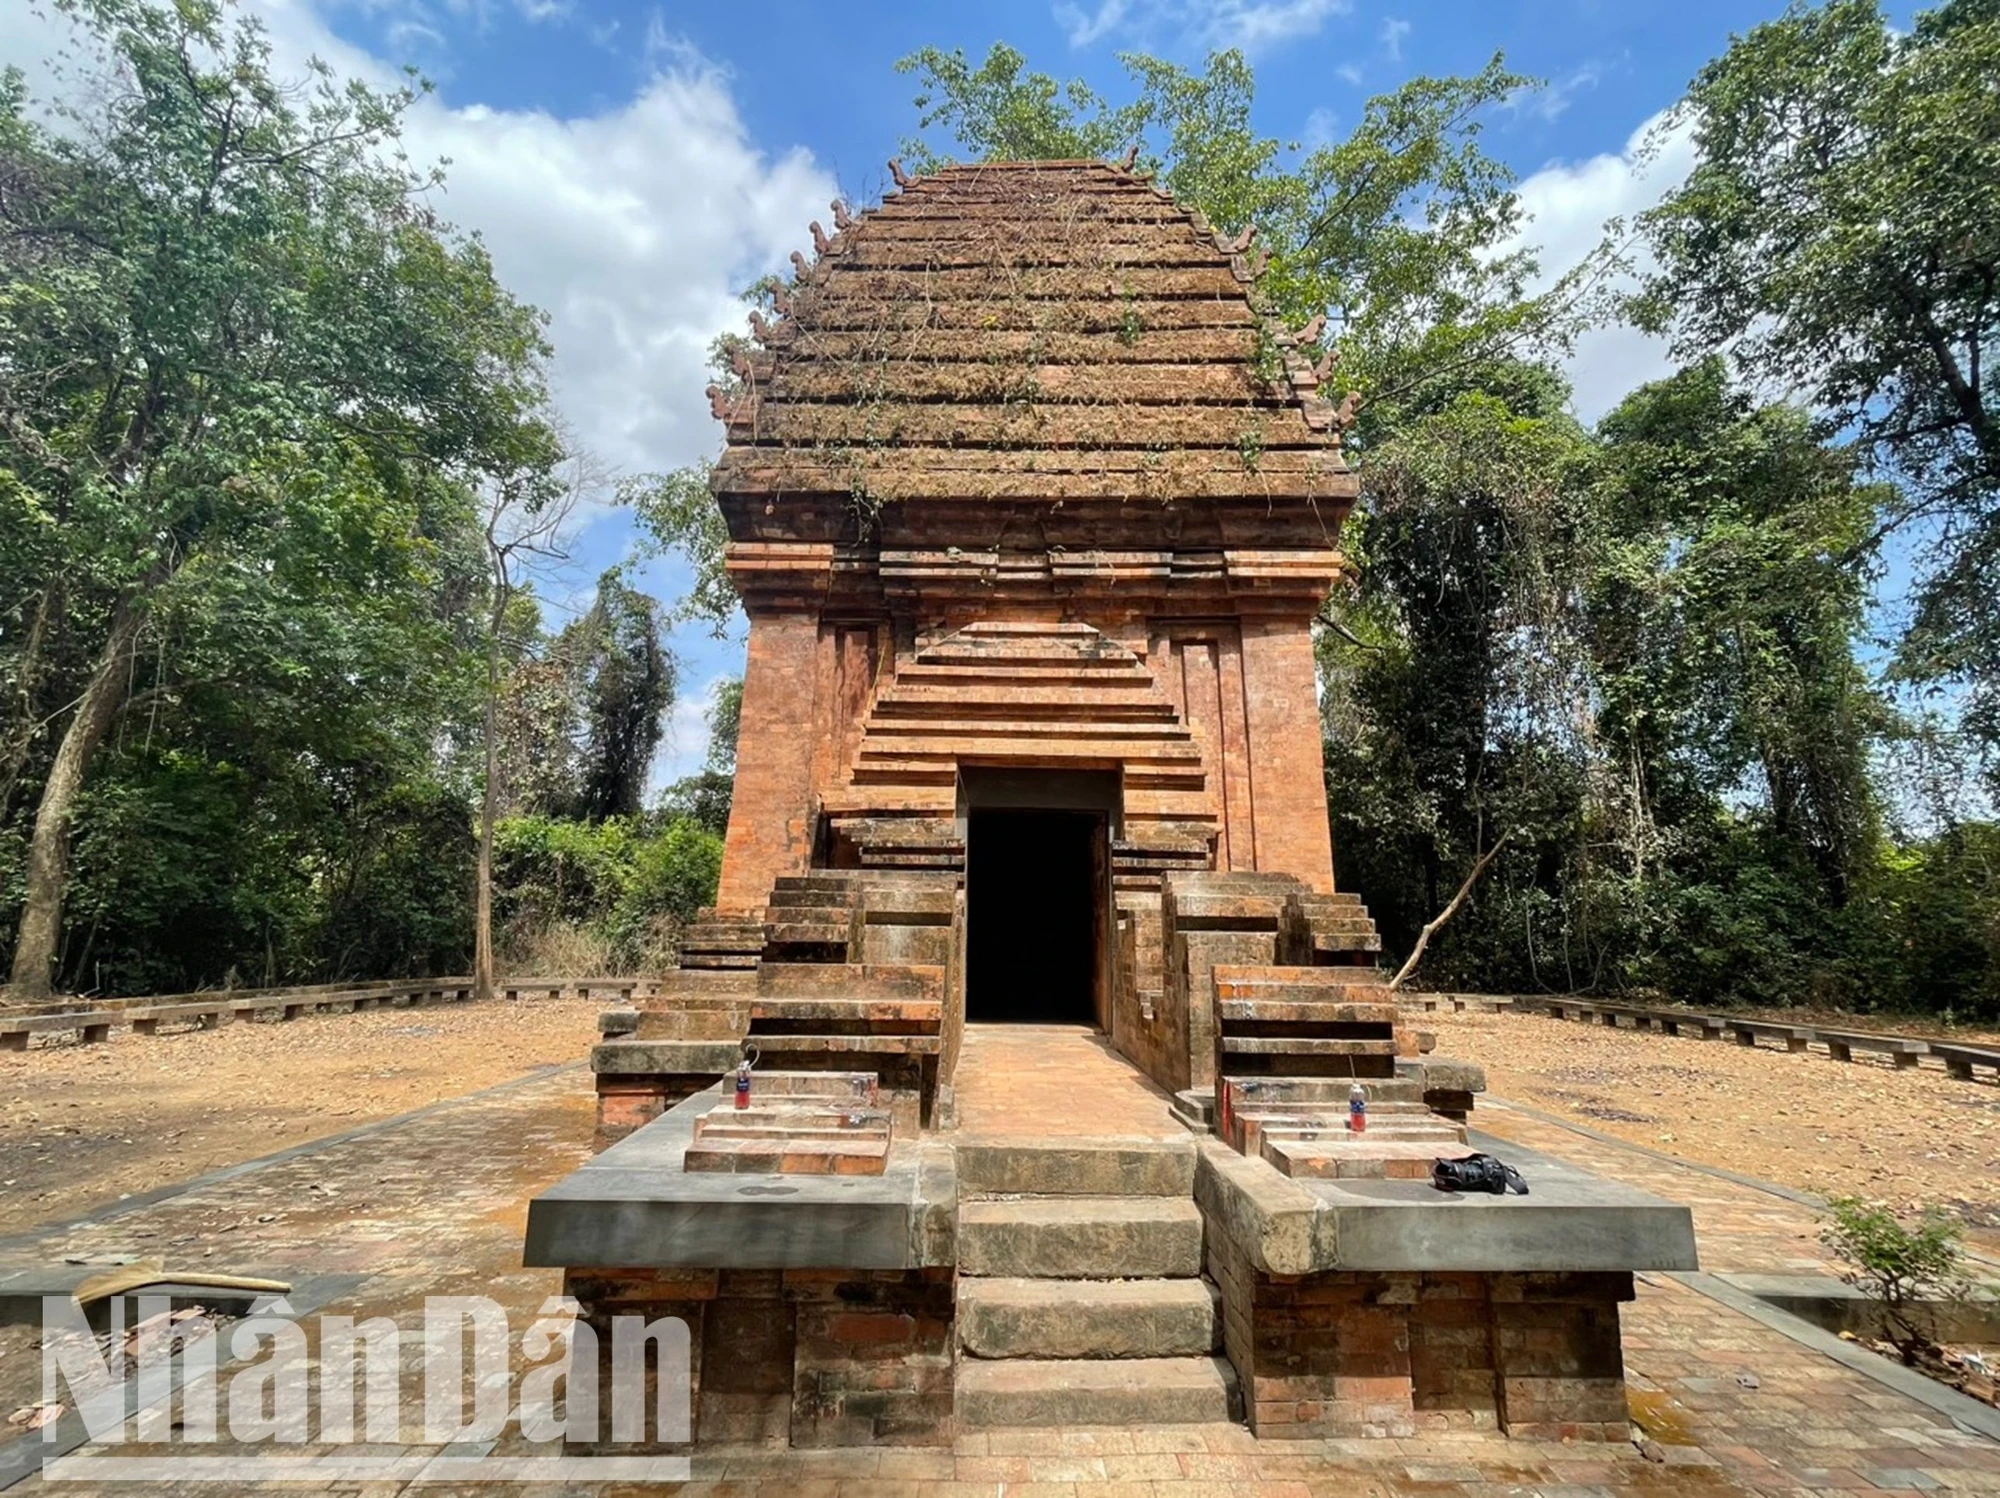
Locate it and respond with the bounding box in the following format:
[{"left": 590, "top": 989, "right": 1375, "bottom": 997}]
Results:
[
  {"left": 897, "top": 44, "right": 1133, "bottom": 166},
  {"left": 0, "top": 0, "right": 564, "bottom": 998},
  {"left": 1585, "top": 362, "right": 1896, "bottom": 1002},
  {"left": 562, "top": 571, "right": 676, "bottom": 822},
  {"left": 474, "top": 481, "right": 574, "bottom": 1005},
  {"left": 1635, "top": 0, "right": 2000, "bottom": 755}
]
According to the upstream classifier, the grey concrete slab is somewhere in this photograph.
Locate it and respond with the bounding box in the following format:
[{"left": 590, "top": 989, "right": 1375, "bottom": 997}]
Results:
[
  {"left": 1195, "top": 1130, "right": 1697, "bottom": 1276},
  {"left": 523, "top": 1086, "right": 956, "bottom": 1271}
]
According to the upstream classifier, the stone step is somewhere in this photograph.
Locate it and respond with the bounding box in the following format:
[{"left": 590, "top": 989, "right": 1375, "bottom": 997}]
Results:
[
  {"left": 1226, "top": 1076, "right": 1424, "bottom": 1105},
  {"left": 954, "top": 1138, "right": 1195, "bottom": 1198},
  {"left": 683, "top": 1134, "right": 889, "bottom": 1175},
  {"left": 1212, "top": 965, "right": 1389, "bottom": 1004},
  {"left": 955, "top": 1356, "right": 1240, "bottom": 1428},
  {"left": 1260, "top": 1134, "right": 1470, "bottom": 1181},
  {"left": 957, "top": 1277, "right": 1218, "bottom": 1360},
  {"left": 956, "top": 1198, "right": 1203, "bottom": 1279}
]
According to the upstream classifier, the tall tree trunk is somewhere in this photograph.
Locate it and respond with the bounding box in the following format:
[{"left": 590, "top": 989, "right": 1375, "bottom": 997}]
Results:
[
  {"left": 7, "top": 596, "right": 146, "bottom": 999},
  {"left": 473, "top": 613, "right": 502, "bottom": 1005}
]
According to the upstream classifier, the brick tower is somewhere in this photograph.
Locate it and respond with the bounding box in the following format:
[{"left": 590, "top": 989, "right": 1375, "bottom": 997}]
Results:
[{"left": 533, "top": 160, "right": 1693, "bottom": 1453}]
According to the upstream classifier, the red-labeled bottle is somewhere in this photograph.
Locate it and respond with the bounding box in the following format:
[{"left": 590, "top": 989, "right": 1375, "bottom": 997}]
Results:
[
  {"left": 1348, "top": 1082, "right": 1367, "bottom": 1133},
  {"left": 735, "top": 1056, "right": 753, "bottom": 1110}
]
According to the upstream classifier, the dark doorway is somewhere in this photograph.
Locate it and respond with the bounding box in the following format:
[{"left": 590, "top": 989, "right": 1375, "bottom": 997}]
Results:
[{"left": 965, "top": 808, "right": 1103, "bottom": 1024}]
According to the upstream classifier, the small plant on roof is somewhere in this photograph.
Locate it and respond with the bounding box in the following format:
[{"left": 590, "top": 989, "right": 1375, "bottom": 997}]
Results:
[{"left": 1821, "top": 1196, "right": 1979, "bottom": 1367}]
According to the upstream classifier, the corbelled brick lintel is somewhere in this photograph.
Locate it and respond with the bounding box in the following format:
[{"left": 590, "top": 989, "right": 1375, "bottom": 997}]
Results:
[
  {"left": 1207, "top": 1231, "right": 1636, "bottom": 1442},
  {"left": 563, "top": 1267, "right": 956, "bottom": 1450}
]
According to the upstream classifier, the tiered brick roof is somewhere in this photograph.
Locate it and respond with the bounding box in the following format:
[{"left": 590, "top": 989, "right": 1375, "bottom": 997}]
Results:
[{"left": 710, "top": 159, "right": 1357, "bottom": 513}]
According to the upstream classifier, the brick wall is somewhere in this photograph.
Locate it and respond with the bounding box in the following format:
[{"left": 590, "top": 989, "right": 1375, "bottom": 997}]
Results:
[
  {"left": 1238, "top": 617, "right": 1335, "bottom": 891},
  {"left": 717, "top": 611, "right": 824, "bottom": 912},
  {"left": 593, "top": 1075, "right": 719, "bottom": 1152}
]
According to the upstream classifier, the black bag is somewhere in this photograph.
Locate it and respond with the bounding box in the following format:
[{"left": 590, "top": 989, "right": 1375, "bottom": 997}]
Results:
[{"left": 1431, "top": 1153, "right": 1529, "bottom": 1196}]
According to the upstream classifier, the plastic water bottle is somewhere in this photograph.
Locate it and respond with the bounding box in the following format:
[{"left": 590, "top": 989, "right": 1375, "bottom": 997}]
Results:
[
  {"left": 734, "top": 1056, "right": 753, "bottom": 1110},
  {"left": 1348, "top": 1082, "right": 1367, "bottom": 1133}
]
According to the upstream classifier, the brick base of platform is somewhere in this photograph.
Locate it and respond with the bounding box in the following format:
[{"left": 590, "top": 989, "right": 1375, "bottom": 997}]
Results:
[
  {"left": 1206, "top": 1234, "right": 1633, "bottom": 1443},
  {"left": 566, "top": 1266, "right": 956, "bottom": 1449},
  {"left": 562, "top": 1259, "right": 1634, "bottom": 1448}
]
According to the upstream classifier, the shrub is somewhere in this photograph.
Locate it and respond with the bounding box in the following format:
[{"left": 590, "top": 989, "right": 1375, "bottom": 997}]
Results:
[{"left": 1821, "top": 1196, "right": 1976, "bottom": 1364}]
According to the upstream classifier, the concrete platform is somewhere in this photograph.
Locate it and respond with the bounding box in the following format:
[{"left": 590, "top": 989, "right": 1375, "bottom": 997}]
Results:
[
  {"left": 523, "top": 1083, "right": 955, "bottom": 1270},
  {"left": 1195, "top": 1130, "right": 1698, "bottom": 1277}
]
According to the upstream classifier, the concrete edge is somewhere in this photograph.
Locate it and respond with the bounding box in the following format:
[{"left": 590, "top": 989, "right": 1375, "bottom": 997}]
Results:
[
  {"left": 1670, "top": 1270, "right": 2000, "bottom": 1444},
  {"left": 1192, "top": 1137, "right": 1332, "bottom": 1277}
]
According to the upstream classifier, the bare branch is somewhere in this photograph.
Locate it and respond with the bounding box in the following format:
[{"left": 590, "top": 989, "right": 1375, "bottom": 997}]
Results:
[{"left": 1387, "top": 830, "right": 1511, "bottom": 991}]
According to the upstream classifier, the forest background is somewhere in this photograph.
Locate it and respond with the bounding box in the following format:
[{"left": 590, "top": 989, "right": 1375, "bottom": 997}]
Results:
[{"left": 2, "top": 0, "right": 1996, "bottom": 1019}]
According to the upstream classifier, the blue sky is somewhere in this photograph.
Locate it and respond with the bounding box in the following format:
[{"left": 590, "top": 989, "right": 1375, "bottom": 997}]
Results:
[{"left": 3, "top": 0, "right": 1911, "bottom": 786}]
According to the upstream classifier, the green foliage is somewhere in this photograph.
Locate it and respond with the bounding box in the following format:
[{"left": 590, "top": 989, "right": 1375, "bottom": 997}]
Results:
[
  {"left": 1821, "top": 1196, "right": 1978, "bottom": 1364},
  {"left": 561, "top": 571, "right": 676, "bottom": 822},
  {"left": 1635, "top": 0, "right": 2000, "bottom": 768},
  {"left": 1866, "top": 824, "right": 2000, "bottom": 1019},
  {"left": 1323, "top": 357, "right": 1927, "bottom": 1009},
  {"left": 657, "top": 680, "right": 743, "bottom": 839},
  {"left": 896, "top": 45, "right": 1135, "bottom": 169},
  {"left": 0, "top": 0, "right": 562, "bottom": 992},
  {"left": 491, "top": 813, "right": 722, "bottom": 970},
  {"left": 628, "top": 463, "right": 737, "bottom": 638}
]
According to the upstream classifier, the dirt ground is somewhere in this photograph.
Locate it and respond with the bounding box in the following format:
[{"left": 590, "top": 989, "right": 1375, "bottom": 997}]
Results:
[
  {"left": 0, "top": 998, "right": 600, "bottom": 1234},
  {"left": 4, "top": 993, "right": 1997, "bottom": 1266},
  {"left": 1425, "top": 1007, "right": 2000, "bottom": 1253}
]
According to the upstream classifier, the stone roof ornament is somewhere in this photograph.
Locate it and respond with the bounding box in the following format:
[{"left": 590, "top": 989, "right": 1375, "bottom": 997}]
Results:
[
  {"left": 747, "top": 310, "right": 773, "bottom": 344},
  {"left": 832, "top": 198, "right": 852, "bottom": 231},
  {"left": 770, "top": 282, "right": 793, "bottom": 315},
  {"left": 889, "top": 157, "right": 913, "bottom": 190},
  {"left": 810, "top": 221, "right": 832, "bottom": 256},
  {"left": 1118, "top": 144, "right": 1140, "bottom": 171},
  {"left": 704, "top": 383, "right": 729, "bottom": 421},
  {"left": 1293, "top": 312, "right": 1327, "bottom": 346},
  {"left": 1310, "top": 351, "right": 1339, "bottom": 386},
  {"left": 1218, "top": 225, "right": 1256, "bottom": 255}
]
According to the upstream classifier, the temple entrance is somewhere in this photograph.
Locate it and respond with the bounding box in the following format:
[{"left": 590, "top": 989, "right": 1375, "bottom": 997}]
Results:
[{"left": 960, "top": 769, "right": 1117, "bottom": 1026}]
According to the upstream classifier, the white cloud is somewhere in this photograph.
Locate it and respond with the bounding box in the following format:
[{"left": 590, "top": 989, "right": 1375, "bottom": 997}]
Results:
[
  {"left": 1379, "top": 16, "right": 1409, "bottom": 60},
  {"left": 1053, "top": 0, "right": 1349, "bottom": 54},
  {"left": 1335, "top": 61, "right": 1364, "bottom": 86},
  {"left": 1197, "top": 0, "right": 1350, "bottom": 51},
  {"left": 1055, "top": 0, "right": 1129, "bottom": 48},
  {"left": 650, "top": 672, "right": 730, "bottom": 794},
  {"left": 6, "top": 0, "right": 832, "bottom": 490},
  {"left": 1508, "top": 109, "right": 1699, "bottom": 423},
  {"left": 1506, "top": 60, "right": 1607, "bottom": 124}
]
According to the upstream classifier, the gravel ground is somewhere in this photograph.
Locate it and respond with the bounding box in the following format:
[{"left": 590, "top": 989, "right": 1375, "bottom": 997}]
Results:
[
  {"left": 1426, "top": 1007, "right": 2000, "bottom": 1253},
  {"left": 0, "top": 998, "right": 599, "bottom": 1234}
]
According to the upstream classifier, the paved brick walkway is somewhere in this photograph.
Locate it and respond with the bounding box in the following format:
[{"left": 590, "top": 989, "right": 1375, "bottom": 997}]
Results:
[
  {"left": 955, "top": 1024, "right": 1186, "bottom": 1141},
  {"left": 2, "top": 1054, "right": 1996, "bottom": 1495}
]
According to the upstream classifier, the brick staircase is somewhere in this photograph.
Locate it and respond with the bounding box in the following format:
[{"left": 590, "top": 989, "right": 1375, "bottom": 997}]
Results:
[
  {"left": 1212, "top": 964, "right": 1471, "bottom": 1181},
  {"left": 950, "top": 1138, "right": 1241, "bottom": 1428}
]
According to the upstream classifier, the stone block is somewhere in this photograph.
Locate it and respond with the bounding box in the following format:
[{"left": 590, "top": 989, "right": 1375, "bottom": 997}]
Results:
[
  {"left": 956, "top": 1197, "right": 1203, "bottom": 1279},
  {"left": 956, "top": 1276, "right": 1219, "bottom": 1359},
  {"left": 953, "top": 1138, "right": 1195, "bottom": 1198},
  {"left": 954, "top": 1355, "right": 1239, "bottom": 1428}
]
